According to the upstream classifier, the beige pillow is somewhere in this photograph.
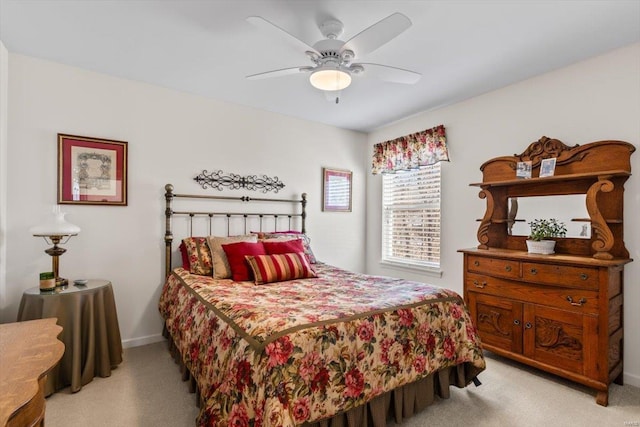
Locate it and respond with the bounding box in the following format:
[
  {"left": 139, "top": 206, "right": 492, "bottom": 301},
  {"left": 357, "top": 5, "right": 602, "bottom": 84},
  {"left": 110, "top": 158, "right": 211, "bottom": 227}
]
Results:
[{"left": 207, "top": 235, "right": 258, "bottom": 279}]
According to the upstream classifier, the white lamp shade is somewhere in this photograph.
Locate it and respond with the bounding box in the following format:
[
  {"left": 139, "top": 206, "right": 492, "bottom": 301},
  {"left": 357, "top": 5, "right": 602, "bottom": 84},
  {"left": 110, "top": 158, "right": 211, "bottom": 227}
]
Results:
[
  {"left": 30, "top": 206, "right": 80, "bottom": 236},
  {"left": 309, "top": 68, "right": 352, "bottom": 91}
]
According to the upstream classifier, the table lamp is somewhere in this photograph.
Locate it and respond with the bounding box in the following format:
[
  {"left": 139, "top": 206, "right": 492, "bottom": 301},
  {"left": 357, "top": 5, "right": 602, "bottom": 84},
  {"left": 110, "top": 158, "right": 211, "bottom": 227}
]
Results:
[{"left": 30, "top": 206, "right": 80, "bottom": 287}]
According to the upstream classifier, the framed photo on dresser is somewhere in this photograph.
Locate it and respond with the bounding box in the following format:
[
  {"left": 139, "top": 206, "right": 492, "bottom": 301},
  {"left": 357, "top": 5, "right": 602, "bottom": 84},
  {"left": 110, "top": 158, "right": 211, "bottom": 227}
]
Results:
[
  {"left": 516, "top": 161, "right": 532, "bottom": 179},
  {"left": 539, "top": 157, "right": 556, "bottom": 178},
  {"left": 58, "top": 134, "right": 128, "bottom": 205}
]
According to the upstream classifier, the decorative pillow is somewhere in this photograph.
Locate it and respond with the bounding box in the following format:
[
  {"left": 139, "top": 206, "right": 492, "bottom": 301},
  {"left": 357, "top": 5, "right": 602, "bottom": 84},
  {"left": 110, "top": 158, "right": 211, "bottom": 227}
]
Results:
[
  {"left": 260, "top": 232, "right": 317, "bottom": 263},
  {"left": 179, "top": 241, "right": 191, "bottom": 270},
  {"left": 262, "top": 239, "right": 305, "bottom": 256},
  {"left": 181, "top": 237, "right": 212, "bottom": 275},
  {"left": 246, "top": 252, "right": 317, "bottom": 285},
  {"left": 207, "top": 235, "right": 258, "bottom": 279},
  {"left": 252, "top": 230, "right": 301, "bottom": 239},
  {"left": 221, "top": 241, "right": 266, "bottom": 282}
]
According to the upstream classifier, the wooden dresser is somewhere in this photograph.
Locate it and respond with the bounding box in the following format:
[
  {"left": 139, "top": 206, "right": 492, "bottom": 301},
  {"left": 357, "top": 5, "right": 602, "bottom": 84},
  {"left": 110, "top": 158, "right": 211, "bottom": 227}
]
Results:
[
  {"left": 0, "top": 318, "right": 64, "bottom": 426},
  {"left": 459, "top": 137, "right": 634, "bottom": 406}
]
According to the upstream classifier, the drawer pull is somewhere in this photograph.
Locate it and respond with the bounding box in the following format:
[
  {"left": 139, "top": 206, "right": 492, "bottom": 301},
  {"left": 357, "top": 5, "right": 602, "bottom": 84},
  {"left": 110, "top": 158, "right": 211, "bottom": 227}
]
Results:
[
  {"left": 505, "top": 265, "right": 512, "bottom": 272},
  {"left": 525, "top": 322, "right": 532, "bottom": 329},
  {"left": 580, "top": 273, "right": 589, "bottom": 281},
  {"left": 473, "top": 280, "right": 487, "bottom": 289},
  {"left": 529, "top": 268, "right": 537, "bottom": 275},
  {"left": 513, "top": 319, "right": 520, "bottom": 326},
  {"left": 473, "top": 260, "right": 480, "bottom": 267},
  {"left": 566, "top": 296, "right": 587, "bottom": 307}
]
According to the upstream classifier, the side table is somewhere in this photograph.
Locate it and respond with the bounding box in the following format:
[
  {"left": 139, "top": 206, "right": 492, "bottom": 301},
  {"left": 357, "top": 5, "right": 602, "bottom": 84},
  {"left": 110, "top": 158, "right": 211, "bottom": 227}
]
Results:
[{"left": 17, "top": 280, "right": 123, "bottom": 396}]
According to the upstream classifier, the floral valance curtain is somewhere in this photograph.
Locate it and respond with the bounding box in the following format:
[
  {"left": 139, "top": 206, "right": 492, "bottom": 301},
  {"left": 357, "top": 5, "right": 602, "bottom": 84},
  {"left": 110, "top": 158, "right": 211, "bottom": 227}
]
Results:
[{"left": 371, "top": 125, "right": 449, "bottom": 174}]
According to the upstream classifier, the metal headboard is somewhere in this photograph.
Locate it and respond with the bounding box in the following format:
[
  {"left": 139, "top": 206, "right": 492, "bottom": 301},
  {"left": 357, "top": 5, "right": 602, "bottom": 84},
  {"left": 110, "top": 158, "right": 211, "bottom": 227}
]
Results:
[{"left": 164, "top": 184, "right": 307, "bottom": 277}]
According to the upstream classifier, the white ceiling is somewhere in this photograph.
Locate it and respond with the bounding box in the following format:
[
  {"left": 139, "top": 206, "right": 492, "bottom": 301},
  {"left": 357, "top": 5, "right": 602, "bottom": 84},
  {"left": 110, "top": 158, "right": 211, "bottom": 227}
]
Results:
[{"left": 1, "top": 1, "right": 639, "bottom": 132}]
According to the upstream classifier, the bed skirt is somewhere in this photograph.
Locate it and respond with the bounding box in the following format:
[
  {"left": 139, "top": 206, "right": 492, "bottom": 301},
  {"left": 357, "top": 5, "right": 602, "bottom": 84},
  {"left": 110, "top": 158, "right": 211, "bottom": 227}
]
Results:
[{"left": 162, "top": 326, "right": 483, "bottom": 427}]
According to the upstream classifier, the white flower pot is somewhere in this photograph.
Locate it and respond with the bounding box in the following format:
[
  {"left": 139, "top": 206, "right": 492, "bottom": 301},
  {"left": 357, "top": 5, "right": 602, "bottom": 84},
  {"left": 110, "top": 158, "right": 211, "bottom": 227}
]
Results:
[{"left": 526, "top": 239, "right": 556, "bottom": 254}]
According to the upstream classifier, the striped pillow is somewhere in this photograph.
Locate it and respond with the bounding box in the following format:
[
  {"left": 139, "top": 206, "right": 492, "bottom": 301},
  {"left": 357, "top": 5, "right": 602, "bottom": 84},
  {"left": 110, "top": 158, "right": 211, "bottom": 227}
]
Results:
[{"left": 245, "top": 252, "right": 316, "bottom": 285}]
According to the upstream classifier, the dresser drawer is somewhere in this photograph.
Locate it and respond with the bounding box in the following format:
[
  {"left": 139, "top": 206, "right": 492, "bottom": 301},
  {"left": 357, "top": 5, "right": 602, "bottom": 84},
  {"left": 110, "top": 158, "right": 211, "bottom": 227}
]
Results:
[
  {"left": 522, "top": 263, "right": 599, "bottom": 290},
  {"left": 465, "top": 273, "right": 599, "bottom": 315},
  {"left": 467, "top": 255, "right": 520, "bottom": 279}
]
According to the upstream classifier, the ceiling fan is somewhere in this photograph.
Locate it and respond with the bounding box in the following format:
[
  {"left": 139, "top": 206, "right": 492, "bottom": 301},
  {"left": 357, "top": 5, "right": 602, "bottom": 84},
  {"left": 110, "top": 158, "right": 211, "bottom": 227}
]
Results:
[{"left": 246, "top": 13, "right": 421, "bottom": 102}]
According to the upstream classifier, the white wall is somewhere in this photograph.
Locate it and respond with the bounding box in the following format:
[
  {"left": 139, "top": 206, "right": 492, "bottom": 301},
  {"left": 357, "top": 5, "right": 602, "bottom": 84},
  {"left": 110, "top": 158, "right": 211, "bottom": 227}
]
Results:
[
  {"left": 4, "top": 41, "right": 639, "bottom": 387},
  {"left": 0, "top": 41, "right": 8, "bottom": 313},
  {"left": 366, "top": 42, "right": 640, "bottom": 386},
  {"left": 2, "top": 54, "right": 367, "bottom": 347}
]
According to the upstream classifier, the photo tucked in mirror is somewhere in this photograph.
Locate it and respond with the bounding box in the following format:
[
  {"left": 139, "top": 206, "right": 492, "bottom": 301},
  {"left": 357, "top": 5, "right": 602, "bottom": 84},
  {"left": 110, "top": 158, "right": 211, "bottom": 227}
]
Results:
[{"left": 509, "top": 195, "right": 591, "bottom": 239}]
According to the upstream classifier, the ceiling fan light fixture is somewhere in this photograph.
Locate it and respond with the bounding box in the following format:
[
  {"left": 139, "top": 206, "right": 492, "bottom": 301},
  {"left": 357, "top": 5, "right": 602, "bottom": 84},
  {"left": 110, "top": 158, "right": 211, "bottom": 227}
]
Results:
[{"left": 309, "top": 68, "right": 351, "bottom": 91}]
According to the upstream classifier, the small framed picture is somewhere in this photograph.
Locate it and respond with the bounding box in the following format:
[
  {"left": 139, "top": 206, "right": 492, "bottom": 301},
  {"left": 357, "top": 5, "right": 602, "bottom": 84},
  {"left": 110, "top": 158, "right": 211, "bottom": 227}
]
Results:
[
  {"left": 516, "top": 161, "right": 532, "bottom": 179},
  {"left": 58, "top": 134, "right": 128, "bottom": 205},
  {"left": 322, "top": 168, "right": 352, "bottom": 212},
  {"left": 539, "top": 158, "right": 557, "bottom": 178}
]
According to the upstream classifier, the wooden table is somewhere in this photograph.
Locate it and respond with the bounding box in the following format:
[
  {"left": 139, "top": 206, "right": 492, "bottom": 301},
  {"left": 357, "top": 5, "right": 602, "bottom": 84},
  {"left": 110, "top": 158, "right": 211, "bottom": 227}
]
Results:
[
  {"left": 0, "top": 318, "right": 64, "bottom": 427},
  {"left": 17, "top": 280, "right": 123, "bottom": 395}
]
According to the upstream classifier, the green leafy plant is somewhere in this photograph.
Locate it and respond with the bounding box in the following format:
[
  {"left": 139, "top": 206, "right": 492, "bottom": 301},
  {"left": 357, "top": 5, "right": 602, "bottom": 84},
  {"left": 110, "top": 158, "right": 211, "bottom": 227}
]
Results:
[{"left": 528, "top": 218, "right": 567, "bottom": 241}]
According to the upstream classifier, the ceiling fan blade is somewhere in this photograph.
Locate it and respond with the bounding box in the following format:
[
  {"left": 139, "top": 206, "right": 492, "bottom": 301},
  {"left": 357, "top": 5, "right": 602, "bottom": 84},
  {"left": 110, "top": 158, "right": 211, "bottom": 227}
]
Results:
[
  {"left": 247, "top": 16, "right": 320, "bottom": 55},
  {"left": 341, "top": 13, "right": 411, "bottom": 58},
  {"left": 355, "top": 63, "right": 421, "bottom": 84},
  {"left": 246, "top": 67, "right": 308, "bottom": 80}
]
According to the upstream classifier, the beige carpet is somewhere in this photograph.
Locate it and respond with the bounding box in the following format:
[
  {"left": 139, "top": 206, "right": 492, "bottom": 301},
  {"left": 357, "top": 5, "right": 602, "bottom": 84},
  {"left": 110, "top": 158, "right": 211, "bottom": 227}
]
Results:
[{"left": 45, "top": 341, "right": 640, "bottom": 426}]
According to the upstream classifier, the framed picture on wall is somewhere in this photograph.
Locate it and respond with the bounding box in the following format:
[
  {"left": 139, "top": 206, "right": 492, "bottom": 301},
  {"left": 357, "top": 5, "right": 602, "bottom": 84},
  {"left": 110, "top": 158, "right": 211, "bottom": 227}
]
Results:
[
  {"left": 322, "top": 168, "right": 352, "bottom": 212},
  {"left": 58, "top": 134, "right": 128, "bottom": 205}
]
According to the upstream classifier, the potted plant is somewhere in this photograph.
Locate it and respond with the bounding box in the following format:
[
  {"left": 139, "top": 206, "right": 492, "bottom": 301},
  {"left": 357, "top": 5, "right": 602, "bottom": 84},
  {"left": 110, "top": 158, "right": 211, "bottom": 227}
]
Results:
[{"left": 526, "top": 218, "right": 567, "bottom": 254}]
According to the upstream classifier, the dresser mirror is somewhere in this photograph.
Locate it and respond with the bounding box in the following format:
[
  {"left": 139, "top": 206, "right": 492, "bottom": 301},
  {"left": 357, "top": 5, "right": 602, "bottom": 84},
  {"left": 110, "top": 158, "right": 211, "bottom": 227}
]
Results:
[{"left": 508, "top": 195, "right": 591, "bottom": 239}]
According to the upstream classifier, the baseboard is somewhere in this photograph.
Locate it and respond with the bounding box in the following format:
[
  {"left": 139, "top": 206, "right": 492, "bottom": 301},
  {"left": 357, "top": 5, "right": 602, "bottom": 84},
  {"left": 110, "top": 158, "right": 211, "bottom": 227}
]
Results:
[
  {"left": 624, "top": 371, "right": 640, "bottom": 388},
  {"left": 121, "top": 333, "right": 165, "bottom": 349}
]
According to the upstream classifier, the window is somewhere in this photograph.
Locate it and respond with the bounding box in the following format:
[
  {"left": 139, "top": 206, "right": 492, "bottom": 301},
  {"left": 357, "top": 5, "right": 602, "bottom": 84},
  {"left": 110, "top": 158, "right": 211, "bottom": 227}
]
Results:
[{"left": 382, "top": 163, "right": 441, "bottom": 269}]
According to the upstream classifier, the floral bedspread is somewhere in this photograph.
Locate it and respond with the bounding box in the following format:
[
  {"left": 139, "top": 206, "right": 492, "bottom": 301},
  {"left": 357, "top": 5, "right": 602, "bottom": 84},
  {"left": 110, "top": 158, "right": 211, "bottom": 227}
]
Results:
[{"left": 159, "top": 263, "right": 485, "bottom": 426}]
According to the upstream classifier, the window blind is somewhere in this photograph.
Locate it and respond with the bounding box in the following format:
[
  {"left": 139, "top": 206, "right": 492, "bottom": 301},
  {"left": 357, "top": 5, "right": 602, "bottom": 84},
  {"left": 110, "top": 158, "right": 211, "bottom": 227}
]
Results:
[{"left": 382, "top": 164, "right": 441, "bottom": 268}]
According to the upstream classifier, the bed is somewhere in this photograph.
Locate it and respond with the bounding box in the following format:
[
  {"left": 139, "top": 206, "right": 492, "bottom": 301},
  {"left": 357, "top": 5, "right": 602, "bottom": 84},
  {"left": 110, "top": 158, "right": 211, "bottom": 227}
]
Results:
[{"left": 158, "top": 184, "right": 485, "bottom": 426}]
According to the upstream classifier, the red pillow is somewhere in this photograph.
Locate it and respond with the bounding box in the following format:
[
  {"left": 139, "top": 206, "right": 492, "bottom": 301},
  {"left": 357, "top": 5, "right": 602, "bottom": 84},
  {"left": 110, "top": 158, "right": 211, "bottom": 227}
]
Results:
[
  {"left": 179, "top": 241, "right": 192, "bottom": 270},
  {"left": 262, "top": 239, "right": 305, "bottom": 255},
  {"left": 221, "top": 242, "right": 266, "bottom": 281}
]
